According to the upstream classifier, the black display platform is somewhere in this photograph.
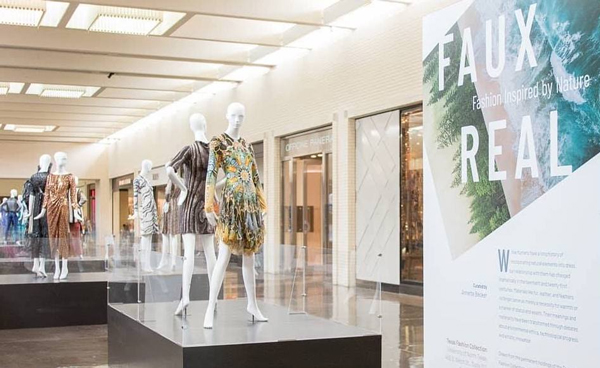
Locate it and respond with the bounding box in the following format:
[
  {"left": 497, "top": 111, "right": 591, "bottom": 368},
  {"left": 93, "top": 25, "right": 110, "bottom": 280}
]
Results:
[
  {"left": 0, "top": 273, "right": 108, "bottom": 330},
  {"left": 108, "top": 300, "right": 381, "bottom": 368},
  {"left": 0, "top": 257, "right": 107, "bottom": 274}
]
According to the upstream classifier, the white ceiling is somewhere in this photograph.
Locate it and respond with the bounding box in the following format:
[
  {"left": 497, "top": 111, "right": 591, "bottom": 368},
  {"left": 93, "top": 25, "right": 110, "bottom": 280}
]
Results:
[{"left": 0, "top": 0, "right": 412, "bottom": 144}]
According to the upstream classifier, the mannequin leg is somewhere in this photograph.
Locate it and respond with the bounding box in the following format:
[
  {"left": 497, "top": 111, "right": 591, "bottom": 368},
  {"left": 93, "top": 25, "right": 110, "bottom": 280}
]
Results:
[
  {"left": 243, "top": 253, "right": 268, "bottom": 322},
  {"left": 169, "top": 235, "right": 179, "bottom": 270},
  {"left": 157, "top": 234, "right": 169, "bottom": 270},
  {"left": 204, "top": 242, "right": 231, "bottom": 329},
  {"left": 175, "top": 234, "right": 195, "bottom": 315},
  {"left": 198, "top": 235, "right": 216, "bottom": 282},
  {"left": 140, "top": 235, "right": 153, "bottom": 273},
  {"left": 53, "top": 255, "right": 60, "bottom": 280},
  {"left": 59, "top": 258, "right": 69, "bottom": 280},
  {"left": 32, "top": 258, "right": 39, "bottom": 275},
  {"left": 39, "top": 258, "right": 47, "bottom": 278}
]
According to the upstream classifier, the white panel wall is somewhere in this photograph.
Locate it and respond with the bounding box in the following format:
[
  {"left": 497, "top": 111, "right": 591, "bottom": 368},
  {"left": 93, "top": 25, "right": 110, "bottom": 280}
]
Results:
[{"left": 356, "top": 110, "right": 400, "bottom": 285}]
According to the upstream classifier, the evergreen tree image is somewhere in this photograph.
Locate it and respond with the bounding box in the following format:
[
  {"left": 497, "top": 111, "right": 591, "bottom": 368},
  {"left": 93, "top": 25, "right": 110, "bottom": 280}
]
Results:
[{"left": 423, "top": 24, "right": 510, "bottom": 238}]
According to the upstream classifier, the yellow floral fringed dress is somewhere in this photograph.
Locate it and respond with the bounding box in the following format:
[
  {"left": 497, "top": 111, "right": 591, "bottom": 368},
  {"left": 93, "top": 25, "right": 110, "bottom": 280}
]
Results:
[{"left": 205, "top": 133, "right": 267, "bottom": 255}]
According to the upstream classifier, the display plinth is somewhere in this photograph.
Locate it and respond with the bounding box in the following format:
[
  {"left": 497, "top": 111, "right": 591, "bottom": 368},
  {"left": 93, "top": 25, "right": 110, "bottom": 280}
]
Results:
[
  {"left": 0, "top": 257, "right": 107, "bottom": 275},
  {"left": 0, "top": 272, "right": 108, "bottom": 329},
  {"left": 108, "top": 300, "right": 381, "bottom": 368}
]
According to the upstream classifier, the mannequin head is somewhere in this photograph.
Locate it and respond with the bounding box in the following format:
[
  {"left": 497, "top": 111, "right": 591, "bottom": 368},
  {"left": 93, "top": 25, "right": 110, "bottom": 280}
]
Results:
[
  {"left": 226, "top": 102, "right": 245, "bottom": 129},
  {"left": 10, "top": 189, "right": 17, "bottom": 198},
  {"left": 189, "top": 113, "right": 207, "bottom": 133},
  {"left": 54, "top": 152, "right": 68, "bottom": 170},
  {"left": 39, "top": 154, "right": 51, "bottom": 172},
  {"left": 141, "top": 159, "right": 153, "bottom": 174}
]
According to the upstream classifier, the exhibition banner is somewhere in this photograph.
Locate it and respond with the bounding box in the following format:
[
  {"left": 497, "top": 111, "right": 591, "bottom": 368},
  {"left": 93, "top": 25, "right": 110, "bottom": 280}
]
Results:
[{"left": 423, "top": 0, "right": 600, "bottom": 366}]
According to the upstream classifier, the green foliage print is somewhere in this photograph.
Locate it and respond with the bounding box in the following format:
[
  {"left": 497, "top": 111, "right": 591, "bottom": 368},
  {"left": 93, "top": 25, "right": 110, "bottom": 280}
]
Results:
[{"left": 423, "top": 24, "right": 510, "bottom": 239}]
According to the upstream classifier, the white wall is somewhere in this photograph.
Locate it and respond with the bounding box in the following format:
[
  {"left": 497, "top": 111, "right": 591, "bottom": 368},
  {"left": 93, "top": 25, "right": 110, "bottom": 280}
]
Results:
[{"left": 0, "top": 141, "right": 112, "bottom": 242}]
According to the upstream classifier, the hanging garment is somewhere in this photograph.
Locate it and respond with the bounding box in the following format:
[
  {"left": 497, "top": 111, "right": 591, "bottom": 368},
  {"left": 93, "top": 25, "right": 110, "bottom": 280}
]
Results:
[
  {"left": 43, "top": 173, "right": 77, "bottom": 258},
  {"left": 205, "top": 133, "right": 267, "bottom": 255},
  {"left": 133, "top": 175, "right": 158, "bottom": 236},
  {"left": 169, "top": 141, "right": 215, "bottom": 235}
]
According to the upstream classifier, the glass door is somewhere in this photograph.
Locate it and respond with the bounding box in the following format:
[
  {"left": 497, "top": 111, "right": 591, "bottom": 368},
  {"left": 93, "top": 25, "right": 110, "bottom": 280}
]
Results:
[{"left": 281, "top": 153, "right": 330, "bottom": 271}]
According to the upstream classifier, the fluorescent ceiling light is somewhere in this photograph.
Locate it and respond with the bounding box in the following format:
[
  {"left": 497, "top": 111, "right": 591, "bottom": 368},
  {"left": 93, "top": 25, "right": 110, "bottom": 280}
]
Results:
[
  {"left": 254, "top": 48, "right": 310, "bottom": 66},
  {"left": 288, "top": 27, "right": 352, "bottom": 50},
  {"left": 26, "top": 83, "right": 99, "bottom": 98},
  {"left": 3, "top": 124, "right": 55, "bottom": 133},
  {"left": 223, "top": 66, "right": 270, "bottom": 82},
  {"left": 330, "top": 1, "right": 407, "bottom": 28},
  {"left": 0, "top": 82, "right": 24, "bottom": 95},
  {"left": 0, "top": 84, "right": 8, "bottom": 95},
  {"left": 0, "top": 0, "right": 45, "bottom": 27},
  {"left": 67, "top": 4, "right": 185, "bottom": 36},
  {"left": 0, "top": 1, "right": 69, "bottom": 28},
  {"left": 40, "top": 88, "right": 86, "bottom": 99}
]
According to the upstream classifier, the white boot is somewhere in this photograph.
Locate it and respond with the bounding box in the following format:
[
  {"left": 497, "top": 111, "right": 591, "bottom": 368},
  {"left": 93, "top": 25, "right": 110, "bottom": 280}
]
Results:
[
  {"left": 53, "top": 256, "right": 60, "bottom": 280},
  {"left": 32, "top": 258, "right": 40, "bottom": 275},
  {"left": 39, "top": 258, "right": 47, "bottom": 278}
]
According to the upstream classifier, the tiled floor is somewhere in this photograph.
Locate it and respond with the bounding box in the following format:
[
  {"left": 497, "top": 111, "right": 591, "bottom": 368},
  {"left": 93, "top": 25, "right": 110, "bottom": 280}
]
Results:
[{"left": 0, "top": 325, "right": 107, "bottom": 368}]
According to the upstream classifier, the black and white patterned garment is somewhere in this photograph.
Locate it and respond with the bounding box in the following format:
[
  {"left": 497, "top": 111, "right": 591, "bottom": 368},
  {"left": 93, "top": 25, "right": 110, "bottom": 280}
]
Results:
[{"left": 133, "top": 175, "right": 158, "bottom": 236}]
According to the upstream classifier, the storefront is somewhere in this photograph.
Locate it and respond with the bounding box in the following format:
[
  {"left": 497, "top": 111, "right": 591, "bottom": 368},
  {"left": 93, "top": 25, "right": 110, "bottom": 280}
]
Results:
[
  {"left": 280, "top": 128, "right": 333, "bottom": 271},
  {"left": 355, "top": 105, "right": 423, "bottom": 291},
  {"left": 111, "top": 174, "right": 134, "bottom": 242}
]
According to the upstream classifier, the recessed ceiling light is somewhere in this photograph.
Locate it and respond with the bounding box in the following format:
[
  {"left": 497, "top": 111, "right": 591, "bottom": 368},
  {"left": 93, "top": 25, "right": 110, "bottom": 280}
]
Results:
[
  {"left": 0, "top": 84, "right": 8, "bottom": 95},
  {"left": 67, "top": 4, "right": 185, "bottom": 36},
  {"left": 0, "top": 1, "right": 69, "bottom": 28},
  {"left": 0, "top": 82, "right": 24, "bottom": 95},
  {"left": 288, "top": 27, "right": 352, "bottom": 50},
  {"left": 4, "top": 124, "right": 56, "bottom": 133},
  {"left": 26, "top": 83, "right": 99, "bottom": 98},
  {"left": 40, "top": 88, "right": 86, "bottom": 99}
]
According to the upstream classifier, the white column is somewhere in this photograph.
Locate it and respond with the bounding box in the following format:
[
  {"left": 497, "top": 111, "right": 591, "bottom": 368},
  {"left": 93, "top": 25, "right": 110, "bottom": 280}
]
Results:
[
  {"left": 264, "top": 131, "right": 282, "bottom": 274},
  {"left": 332, "top": 110, "right": 356, "bottom": 287}
]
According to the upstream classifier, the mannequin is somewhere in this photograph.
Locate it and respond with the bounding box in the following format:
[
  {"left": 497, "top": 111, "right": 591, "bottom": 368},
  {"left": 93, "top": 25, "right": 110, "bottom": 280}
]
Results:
[
  {"left": 1, "top": 189, "right": 21, "bottom": 243},
  {"left": 157, "top": 176, "right": 181, "bottom": 271},
  {"left": 69, "top": 176, "right": 87, "bottom": 259},
  {"left": 203, "top": 102, "right": 268, "bottom": 329},
  {"left": 24, "top": 154, "right": 52, "bottom": 277},
  {"left": 35, "top": 152, "right": 78, "bottom": 280},
  {"left": 130, "top": 160, "right": 158, "bottom": 273},
  {"left": 167, "top": 113, "right": 217, "bottom": 316}
]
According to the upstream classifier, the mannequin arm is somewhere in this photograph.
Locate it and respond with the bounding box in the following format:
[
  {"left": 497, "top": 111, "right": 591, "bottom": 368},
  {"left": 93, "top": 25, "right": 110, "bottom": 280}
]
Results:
[
  {"left": 34, "top": 208, "right": 46, "bottom": 220},
  {"left": 166, "top": 166, "right": 187, "bottom": 206}
]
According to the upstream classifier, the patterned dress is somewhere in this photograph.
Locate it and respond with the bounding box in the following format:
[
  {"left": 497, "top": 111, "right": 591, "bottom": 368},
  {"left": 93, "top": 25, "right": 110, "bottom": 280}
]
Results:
[
  {"left": 169, "top": 141, "right": 214, "bottom": 235},
  {"left": 133, "top": 175, "right": 158, "bottom": 236},
  {"left": 23, "top": 171, "right": 50, "bottom": 258},
  {"left": 205, "top": 133, "right": 267, "bottom": 255},
  {"left": 43, "top": 173, "right": 77, "bottom": 258},
  {"left": 161, "top": 180, "right": 181, "bottom": 235}
]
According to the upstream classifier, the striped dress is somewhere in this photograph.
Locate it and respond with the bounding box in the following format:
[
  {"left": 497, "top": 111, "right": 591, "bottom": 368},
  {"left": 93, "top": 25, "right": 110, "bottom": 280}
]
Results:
[
  {"left": 133, "top": 175, "right": 158, "bottom": 236},
  {"left": 169, "top": 141, "right": 215, "bottom": 235}
]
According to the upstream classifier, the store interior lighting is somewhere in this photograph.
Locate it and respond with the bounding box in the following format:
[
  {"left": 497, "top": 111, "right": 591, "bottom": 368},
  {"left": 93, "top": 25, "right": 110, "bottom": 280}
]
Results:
[
  {"left": 254, "top": 48, "right": 310, "bottom": 66},
  {"left": 89, "top": 10, "right": 162, "bottom": 36},
  {"left": 223, "top": 66, "right": 271, "bottom": 82},
  {"left": 3, "top": 124, "right": 56, "bottom": 133},
  {"left": 288, "top": 26, "right": 353, "bottom": 50},
  {"left": 40, "top": 88, "right": 86, "bottom": 99},
  {"left": 0, "top": 84, "right": 9, "bottom": 95}
]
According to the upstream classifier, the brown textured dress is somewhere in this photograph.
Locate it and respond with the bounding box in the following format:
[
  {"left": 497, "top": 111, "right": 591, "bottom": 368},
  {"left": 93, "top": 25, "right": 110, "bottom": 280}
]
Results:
[
  {"left": 161, "top": 180, "right": 181, "bottom": 235},
  {"left": 169, "top": 141, "right": 215, "bottom": 235},
  {"left": 43, "top": 173, "right": 78, "bottom": 258}
]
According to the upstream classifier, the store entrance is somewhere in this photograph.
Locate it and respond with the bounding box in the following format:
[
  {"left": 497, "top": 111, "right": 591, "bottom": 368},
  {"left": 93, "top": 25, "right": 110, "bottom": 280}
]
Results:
[{"left": 282, "top": 153, "right": 333, "bottom": 271}]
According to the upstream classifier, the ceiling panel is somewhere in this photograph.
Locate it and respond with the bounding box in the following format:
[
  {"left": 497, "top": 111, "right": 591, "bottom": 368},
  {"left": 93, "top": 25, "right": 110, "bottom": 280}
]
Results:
[
  {"left": 0, "top": 111, "right": 136, "bottom": 123},
  {"left": 98, "top": 88, "right": 188, "bottom": 101},
  {"left": 0, "top": 103, "right": 150, "bottom": 117},
  {"left": 0, "top": 94, "right": 165, "bottom": 109},
  {"left": 171, "top": 15, "right": 295, "bottom": 45}
]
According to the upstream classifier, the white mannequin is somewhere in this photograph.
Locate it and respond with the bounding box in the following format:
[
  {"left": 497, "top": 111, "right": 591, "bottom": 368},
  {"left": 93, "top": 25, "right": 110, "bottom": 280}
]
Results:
[
  {"left": 167, "top": 113, "right": 217, "bottom": 316},
  {"left": 129, "top": 160, "right": 154, "bottom": 273},
  {"left": 29, "top": 154, "right": 51, "bottom": 278},
  {"left": 156, "top": 175, "right": 180, "bottom": 271},
  {"left": 35, "top": 152, "right": 70, "bottom": 280},
  {"left": 203, "top": 102, "right": 268, "bottom": 329}
]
